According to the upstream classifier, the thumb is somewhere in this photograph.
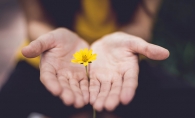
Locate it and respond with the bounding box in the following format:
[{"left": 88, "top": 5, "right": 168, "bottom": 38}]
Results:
[
  {"left": 22, "top": 33, "right": 55, "bottom": 58},
  {"left": 130, "top": 37, "right": 169, "bottom": 60}
]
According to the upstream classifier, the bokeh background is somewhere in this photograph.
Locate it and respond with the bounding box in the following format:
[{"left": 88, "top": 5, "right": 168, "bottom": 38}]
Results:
[
  {"left": 152, "top": 0, "right": 195, "bottom": 87},
  {"left": 1, "top": 0, "right": 194, "bottom": 89},
  {"left": 0, "top": 0, "right": 26, "bottom": 90},
  {"left": 0, "top": 0, "right": 195, "bottom": 118}
]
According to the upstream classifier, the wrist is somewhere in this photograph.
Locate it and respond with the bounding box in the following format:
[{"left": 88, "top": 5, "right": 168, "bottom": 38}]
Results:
[
  {"left": 28, "top": 21, "right": 54, "bottom": 41},
  {"left": 119, "top": 24, "right": 152, "bottom": 42}
]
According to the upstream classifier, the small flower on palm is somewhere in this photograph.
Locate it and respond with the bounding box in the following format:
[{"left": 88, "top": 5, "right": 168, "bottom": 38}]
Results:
[{"left": 71, "top": 48, "right": 97, "bottom": 66}]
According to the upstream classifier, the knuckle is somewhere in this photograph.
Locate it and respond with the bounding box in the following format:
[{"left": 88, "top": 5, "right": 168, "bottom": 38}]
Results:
[{"left": 38, "top": 32, "right": 54, "bottom": 41}]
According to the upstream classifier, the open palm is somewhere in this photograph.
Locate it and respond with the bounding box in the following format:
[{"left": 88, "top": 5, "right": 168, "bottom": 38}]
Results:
[
  {"left": 22, "top": 28, "right": 89, "bottom": 108},
  {"left": 89, "top": 32, "right": 169, "bottom": 111}
]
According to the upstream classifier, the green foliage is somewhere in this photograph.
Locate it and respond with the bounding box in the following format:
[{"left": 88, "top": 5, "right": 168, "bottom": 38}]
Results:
[{"left": 151, "top": 0, "right": 195, "bottom": 86}]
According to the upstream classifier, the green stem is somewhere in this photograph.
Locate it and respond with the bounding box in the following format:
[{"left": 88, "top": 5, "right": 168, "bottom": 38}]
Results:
[
  {"left": 93, "top": 108, "right": 96, "bottom": 118},
  {"left": 85, "top": 66, "right": 89, "bottom": 81},
  {"left": 85, "top": 66, "right": 96, "bottom": 118}
]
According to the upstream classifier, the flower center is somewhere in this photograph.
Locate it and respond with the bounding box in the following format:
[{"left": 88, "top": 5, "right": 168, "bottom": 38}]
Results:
[{"left": 82, "top": 55, "right": 88, "bottom": 62}]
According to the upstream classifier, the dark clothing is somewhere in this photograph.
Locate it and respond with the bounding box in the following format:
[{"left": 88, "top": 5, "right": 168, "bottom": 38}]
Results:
[
  {"left": 0, "top": 61, "right": 194, "bottom": 118},
  {"left": 1, "top": 0, "right": 195, "bottom": 117},
  {"left": 39, "top": 0, "right": 141, "bottom": 29}
]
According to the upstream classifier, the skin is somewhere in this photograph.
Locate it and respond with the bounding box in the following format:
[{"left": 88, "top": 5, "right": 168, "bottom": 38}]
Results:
[
  {"left": 89, "top": 32, "right": 169, "bottom": 111},
  {"left": 22, "top": 29, "right": 169, "bottom": 111},
  {"left": 20, "top": 0, "right": 166, "bottom": 112},
  {"left": 22, "top": 28, "right": 90, "bottom": 108}
]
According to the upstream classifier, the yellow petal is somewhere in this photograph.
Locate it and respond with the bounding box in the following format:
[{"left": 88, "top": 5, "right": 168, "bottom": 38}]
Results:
[
  {"left": 74, "top": 53, "right": 82, "bottom": 60},
  {"left": 79, "top": 49, "right": 84, "bottom": 56},
  {"left": 87, "top": 53, "right": 96, "bottom": 61},
  {"left": 88, "top": 58, "right": 96, "bottom": 62},
  {"left": 86, "top": 49, "right": 92, "bottom": 58},
  {"left": 91, "top": 54, "right": 97, "bottom": 58},
  {"left": 71, "top": 59, "right": 85, "bottom": 64},
  {"left": 71, "top": 48, "right": 97, "bottom": 65},
  {"left": 83, "top": 48, "right": 88, "bottom": 56},
  {"left": 71, "top": 59, "right": 78, "bottom": 63},
  {"left": 78, "top": 60, "right": 84, "bottom": 63},
  {"left": 83, "top": 62, "right": 89, "bottom": 66}
]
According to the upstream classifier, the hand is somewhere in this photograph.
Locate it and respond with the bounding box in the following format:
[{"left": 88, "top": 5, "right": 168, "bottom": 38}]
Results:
[
  {"left": 89, "top": 32, "right": 169, "bottom": 111},
  {"left": 22, "top": 28, "right": 89, "bottom": 108}
]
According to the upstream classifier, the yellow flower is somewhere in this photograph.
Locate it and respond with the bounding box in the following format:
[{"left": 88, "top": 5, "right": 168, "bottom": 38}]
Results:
[{"left": 71, "top": 48, "right": 97, "bottom": 66}]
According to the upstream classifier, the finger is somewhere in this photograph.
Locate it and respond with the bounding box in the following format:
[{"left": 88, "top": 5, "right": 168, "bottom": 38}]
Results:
[
  {"left": 58, "top": 76, "right": 75, "bottom": 106},
  {"left": 129, "top": 36, "right": 169, "bottom": 60},
  {"left": 93, "top": 81, "right": 111, "bottom": 112},
  {"left": 22, "top": 33, "right": 55, "bottom": 58},
  {"left": 80, "top": 79, "right": 89, "bottom": 105},
  {"left": 69, "top": 79, "right": 85, "bottom": 108},
  {"left": 120, "top": 66, "right": 138, "bottom": 105},
  {"left": 105, "top": 79, "right": 122, "bottom": 111},
  {"left": 89, "top": 78, "right": 100, "bottom": 105},
  {"left": 40, "top": 62, "right": 62, "bottom": 96}
]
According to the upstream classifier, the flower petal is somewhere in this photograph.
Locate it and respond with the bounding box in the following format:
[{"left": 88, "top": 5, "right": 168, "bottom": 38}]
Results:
[
  {"left": 87, "top": 49, "right": 92, "bottom": 58},
  {"left": 73, "top": 52, "right": 82, "bottom": 60},
  {"left": 83, "top": 62, "right": 88, "bottom": 66},
  {"left": 71, "top": 59, "right": 78, "bottom": 63},
  {"left": 71, "top": 48, "right": 97, "bottom": 66},
  {"left": 88, "top": 53, "right": 96, "bottom": 62}
]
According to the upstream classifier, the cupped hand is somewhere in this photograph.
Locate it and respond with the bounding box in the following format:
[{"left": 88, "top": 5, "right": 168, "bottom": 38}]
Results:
[
  {"left": 22, "top": 28, "right": 89, "bottom": 108},
  {"left": 89, "top": 32, "right": 169, "bottom": 111}
]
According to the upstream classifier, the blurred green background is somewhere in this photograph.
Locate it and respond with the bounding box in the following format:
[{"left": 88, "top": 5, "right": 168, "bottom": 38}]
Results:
[{"left": 152, "top": 0, "right": 195, "bottom": 86}]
